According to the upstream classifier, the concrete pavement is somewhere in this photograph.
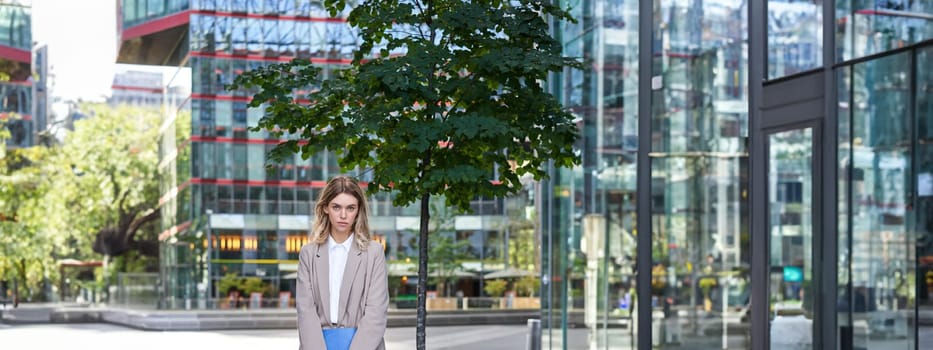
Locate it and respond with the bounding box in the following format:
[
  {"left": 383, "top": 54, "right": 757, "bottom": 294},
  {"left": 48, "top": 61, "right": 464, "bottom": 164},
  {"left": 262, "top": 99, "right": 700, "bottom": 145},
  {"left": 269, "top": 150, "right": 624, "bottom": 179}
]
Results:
[
  {"left": 0, "top": 323, "right": 530, "bottom": 350},
  {"left": 1, "top": 303, "right": 539, "bottom": 331}
]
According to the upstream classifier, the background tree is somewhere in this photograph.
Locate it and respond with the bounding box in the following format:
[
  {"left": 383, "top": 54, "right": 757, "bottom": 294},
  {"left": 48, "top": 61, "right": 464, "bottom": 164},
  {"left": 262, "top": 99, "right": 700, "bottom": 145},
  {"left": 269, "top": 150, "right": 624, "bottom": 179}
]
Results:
[
  {"left": 426, "top": 234, "right": 469, "bottom": 297},
  {"left": 53, "top": 105, "right": 163, "bottom": 259},
  {"left": 1, "top": 105, "right": 165, "bottom": 303},
  {"left": 506, "top": 208, "right": 538, "bottom": 272},
  {"left": 41, "top": 104, "right": 164, "bottom": 299},
  {"left": 425, "top": 203, "right": 472, "bottom": 297},
  {"left": 231, "top": 1, "right": 580, "bottom": 347},
  {"left": 0, "top": 132, "right": 59, "bottom": 302}
]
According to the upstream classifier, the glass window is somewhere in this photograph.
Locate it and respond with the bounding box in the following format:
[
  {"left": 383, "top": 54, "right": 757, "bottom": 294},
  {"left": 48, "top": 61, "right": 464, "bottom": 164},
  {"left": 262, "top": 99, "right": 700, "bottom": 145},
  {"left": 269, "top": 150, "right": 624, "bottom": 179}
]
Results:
[
  {"left": 295, "top": 21, "right": 312, "bottom": 58},
  {"left": 648, "top": 0, "right": 750, "bottom": 348},
  {"left": 232, "top": 102, "right": 248, "bottom": 131},
  {"left": 917, "top": 46, "right": 933, "bottom": 350},
  {"left": 232, "top": 60, "right": 250, "bottom": 98},
  {"left": 767, "top": 128, "right": 815, "bottom": 349},
  {"left": 248, "top": 186, "right": 264, "bottom": 214},
  {"left": 280, "top": 154, "right": 296, "bottom": 181},
  {"left": 217, "top": 184, "right": 232, "bottom": 213},
  {"left": 233, "top": 143, "right": 248, "bottom": 180},
  {"left": 215, "top": 142, "right": 232, "bottom": 179},
  {"left": 767, "top": 0, "right": 823, "bottom": 78},
  {"left": 147, "top": 0, "right": 165, "bottom": 19},
  {"left": 483, "top": 231, "right": 503, "bottom": 261},
  {"left": 233, "top": 185, "right": 248, "bottom": 213},
  {"left": 310, "top": 22, "right": 328, "bottom": 57},
  {"left": 279, "top": 20, "right": 296, "bottom": 57},
  {"left": 261, "top": 19, "right": 278, "bottom": 56},
  {"left": 265, "top": 187, "right": 279, "bottom": 214},
  {"left": 191, "top": 184, "right": 202, "bottom": 218},
  {"left": 541, "top": 2, "right": 644, "bottom": 349},
  {"left": 257, "top": 230, "right": 278, "bottom": 259},
  {"left": 232, "top": 17, "right": 248, "bottom": 54},
  {"left": 215, "top": 16, "right": 231, "bottom": 54},
  {"left": 247, "top": 18, "right": 262, "bottom": 54},
  {"left": 230, "top": 0, "right": 248, "bottom": 13},
  {"left": 310, "top": 0, "right": 327, "bottom": 17},
  {"left": 297, "top": 188, "right": 311, "bottom": 215},
  {"left": 842, "top": 51, "right": 914, "bottom": 349},
  {"left": 202, "top": 184, "right": 217, "bottom": 212},
  {"left": 248, "top": 144, "right": 265, "bottom": 181},
  {"left": 215, "top": 99, "right": 233, "bottom": 129},
  {"left": 836, "top": 0, "right": 933, "bottom": 61},
  {"left": 281, "top": 187, "right": 295, "bottom": 215},
  {"left": 200, "top": 142, "right": 214, "bottom": 178},
  {"left": 297, "top": 158, "right": 311, "bottom": 182},
  {"left": 123, "top": 0, "right": 138, "bottom": 25}
]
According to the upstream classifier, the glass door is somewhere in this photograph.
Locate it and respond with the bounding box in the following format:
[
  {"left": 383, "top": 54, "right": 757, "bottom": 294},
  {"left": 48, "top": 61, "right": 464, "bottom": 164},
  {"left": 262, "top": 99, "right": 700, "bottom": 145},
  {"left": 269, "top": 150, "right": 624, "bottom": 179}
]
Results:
[{"left": 767, "top": 126, "right": 818, "bottom": 349}]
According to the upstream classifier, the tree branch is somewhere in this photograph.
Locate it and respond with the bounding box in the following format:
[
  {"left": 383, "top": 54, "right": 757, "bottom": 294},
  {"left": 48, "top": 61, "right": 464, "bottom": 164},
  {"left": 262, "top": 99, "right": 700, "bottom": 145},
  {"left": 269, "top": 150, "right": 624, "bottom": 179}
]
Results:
[{"left": 125, "top": 208, "right": 160, "bottom": 245}]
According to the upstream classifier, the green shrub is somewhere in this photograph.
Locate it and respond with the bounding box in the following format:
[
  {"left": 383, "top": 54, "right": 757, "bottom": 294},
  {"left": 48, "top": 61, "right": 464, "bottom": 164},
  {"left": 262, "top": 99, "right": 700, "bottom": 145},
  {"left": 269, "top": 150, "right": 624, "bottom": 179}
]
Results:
[
  {"left": 515, "top": 275, "right": 540, "bottom": 297},
  {"left": 484, "top": 279, "right": 508, "bottom": 297}
]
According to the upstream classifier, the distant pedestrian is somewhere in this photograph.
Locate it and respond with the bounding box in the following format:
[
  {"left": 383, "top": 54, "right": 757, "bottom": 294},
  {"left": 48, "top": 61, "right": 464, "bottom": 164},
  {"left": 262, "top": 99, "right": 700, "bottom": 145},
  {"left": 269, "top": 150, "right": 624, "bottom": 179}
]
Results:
[{"left": 297, "top": 176, "right": 388, "bottom": 350}]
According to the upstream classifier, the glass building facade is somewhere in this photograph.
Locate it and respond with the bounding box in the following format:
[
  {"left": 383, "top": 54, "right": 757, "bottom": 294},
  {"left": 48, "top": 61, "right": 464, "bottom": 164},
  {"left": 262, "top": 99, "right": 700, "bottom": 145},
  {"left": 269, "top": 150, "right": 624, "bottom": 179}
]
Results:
[
  {"left": 542, "top": 0, "right": 931, "bottom": 350},
  {"left": 117, "top": 0, "right": 514, "bottom": 310},
  {"left": 0, "top": 1, "right": 34, "bottom": 149}
]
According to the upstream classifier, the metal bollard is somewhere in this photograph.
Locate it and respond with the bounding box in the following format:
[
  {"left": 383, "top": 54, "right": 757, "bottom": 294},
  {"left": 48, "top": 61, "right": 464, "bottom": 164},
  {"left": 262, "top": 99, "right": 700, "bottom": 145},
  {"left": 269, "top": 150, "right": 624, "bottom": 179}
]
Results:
[{"left": 526, "top": 319, "right": 541, "bottom": 350}]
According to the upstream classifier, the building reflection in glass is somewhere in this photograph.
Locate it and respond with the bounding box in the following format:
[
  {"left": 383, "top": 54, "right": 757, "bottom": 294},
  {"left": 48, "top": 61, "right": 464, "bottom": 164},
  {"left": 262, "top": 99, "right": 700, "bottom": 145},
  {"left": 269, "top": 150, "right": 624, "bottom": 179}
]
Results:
[
  {"left": 543, "top": 0, "right": 640, "bottom": 349},
  {"left": 648, "top": 0, "right": 750, "bottom": 348}
]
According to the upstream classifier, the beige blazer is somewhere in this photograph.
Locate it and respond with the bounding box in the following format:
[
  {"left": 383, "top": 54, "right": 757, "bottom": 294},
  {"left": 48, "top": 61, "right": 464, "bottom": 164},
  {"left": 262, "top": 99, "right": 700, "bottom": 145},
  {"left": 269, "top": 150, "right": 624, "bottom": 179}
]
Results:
[{"left": 297, "top": 240, "right": 388, "bottom": 350}]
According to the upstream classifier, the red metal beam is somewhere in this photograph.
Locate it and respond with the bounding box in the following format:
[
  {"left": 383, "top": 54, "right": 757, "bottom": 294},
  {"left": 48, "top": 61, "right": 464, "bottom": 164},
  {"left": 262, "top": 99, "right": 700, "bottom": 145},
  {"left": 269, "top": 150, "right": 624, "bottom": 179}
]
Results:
[{"left": 0, "top": 44, "right": 30, "bottom": 63}]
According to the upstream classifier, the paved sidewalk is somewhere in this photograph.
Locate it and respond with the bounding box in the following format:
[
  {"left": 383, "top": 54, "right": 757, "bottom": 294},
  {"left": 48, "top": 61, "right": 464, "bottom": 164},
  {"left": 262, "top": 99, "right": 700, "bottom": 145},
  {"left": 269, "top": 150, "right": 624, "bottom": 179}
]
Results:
[
  {"left": 0, "top": 323, "right": 531, "bottom": 350},
  {"left": 1, "top": 303, "right": 539, "bottom": 331}
]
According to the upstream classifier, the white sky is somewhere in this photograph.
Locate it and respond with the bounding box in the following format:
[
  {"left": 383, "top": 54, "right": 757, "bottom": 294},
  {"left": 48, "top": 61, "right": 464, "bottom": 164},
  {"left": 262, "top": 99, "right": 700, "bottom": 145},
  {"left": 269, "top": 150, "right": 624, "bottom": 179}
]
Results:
[{"left": 33, "top": 0, "right": 188, "bottom": 102}]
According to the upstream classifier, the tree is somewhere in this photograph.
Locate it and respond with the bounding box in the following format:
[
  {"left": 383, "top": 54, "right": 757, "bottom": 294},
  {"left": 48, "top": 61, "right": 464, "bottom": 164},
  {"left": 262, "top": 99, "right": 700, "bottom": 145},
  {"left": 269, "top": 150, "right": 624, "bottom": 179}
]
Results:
[
  {"left": 0, "top": 136, "right": 58, "bottom": 302},
  {"left": 52, "top": 104, "right": 163, "bottom": 260},
  {"left": 427, "top": 234, "right": 471, "bottom": 297},
  {"left": 230, "top": 1, "right": 580, "bottom": 347},
  {"left": 506, "top": 209, "right": 537, "bottom": 272},
  {"left": 39, "top": 104, "right": 164, "bottom": 300},
  {"left": 423, "top": 201, "right": 470, "bottom": 297},
  {"left": 1, "top": 105, "right": 165, "bottom": 303}
]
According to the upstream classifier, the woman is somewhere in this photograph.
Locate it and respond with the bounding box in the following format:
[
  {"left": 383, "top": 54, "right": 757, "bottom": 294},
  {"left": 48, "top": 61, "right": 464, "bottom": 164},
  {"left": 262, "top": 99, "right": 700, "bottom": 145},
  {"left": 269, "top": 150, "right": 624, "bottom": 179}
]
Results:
[{"left": 297, "top": 176, "right": 388, "bottom": 350}]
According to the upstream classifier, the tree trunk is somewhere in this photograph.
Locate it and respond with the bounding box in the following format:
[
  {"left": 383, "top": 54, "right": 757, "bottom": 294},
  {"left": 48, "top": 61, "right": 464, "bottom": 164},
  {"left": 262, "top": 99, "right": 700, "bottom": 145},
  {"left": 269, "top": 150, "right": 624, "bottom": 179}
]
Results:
[
  {"left": 15, "top": 258, "right": 27, "bottom": 305},
  {"left": 416, "top": 192, "right": 430, "bottom": 350}
]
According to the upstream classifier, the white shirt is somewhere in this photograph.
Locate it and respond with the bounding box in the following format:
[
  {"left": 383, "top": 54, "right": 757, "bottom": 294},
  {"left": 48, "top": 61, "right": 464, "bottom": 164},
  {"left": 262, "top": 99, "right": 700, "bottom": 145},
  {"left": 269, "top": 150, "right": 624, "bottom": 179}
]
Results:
[{"left": 327, "top": 233, "right": 354, "bottom": 324}]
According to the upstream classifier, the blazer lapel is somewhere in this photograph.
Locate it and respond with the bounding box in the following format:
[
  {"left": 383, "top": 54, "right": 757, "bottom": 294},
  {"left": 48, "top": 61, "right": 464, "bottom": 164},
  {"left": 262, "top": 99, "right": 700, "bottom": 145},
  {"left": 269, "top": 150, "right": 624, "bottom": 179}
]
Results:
[
  {"left": 314, "top": 243, "right": 331, "bottom": 324},
  {"left": 337, "top": 242, "right": 364, "bottom": 324}
]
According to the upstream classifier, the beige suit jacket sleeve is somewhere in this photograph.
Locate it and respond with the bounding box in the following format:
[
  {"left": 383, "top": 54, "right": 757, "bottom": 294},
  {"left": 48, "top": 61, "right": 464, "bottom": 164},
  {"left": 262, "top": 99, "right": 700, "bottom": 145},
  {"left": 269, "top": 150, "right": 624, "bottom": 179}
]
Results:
[
  {"left": 349, "top": 241, "right": 389, "bottom": 350},
  {"left": 297, "top": 244, "right": 326, "bottom": 350}
]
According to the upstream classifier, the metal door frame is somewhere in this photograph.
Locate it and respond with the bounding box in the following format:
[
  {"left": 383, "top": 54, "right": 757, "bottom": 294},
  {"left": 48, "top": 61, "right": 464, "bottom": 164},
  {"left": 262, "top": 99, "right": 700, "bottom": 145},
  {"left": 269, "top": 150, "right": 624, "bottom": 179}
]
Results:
[{"left": 750, "top": 70, "right": 837, "bottom": 350}]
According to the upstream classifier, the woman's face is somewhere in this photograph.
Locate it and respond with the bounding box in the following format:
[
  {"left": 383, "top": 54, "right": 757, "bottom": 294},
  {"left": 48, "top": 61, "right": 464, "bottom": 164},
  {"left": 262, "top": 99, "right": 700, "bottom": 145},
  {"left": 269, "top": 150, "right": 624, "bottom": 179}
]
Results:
[{"left": 324, "top": 192, "right": 359, "bottom": 238}]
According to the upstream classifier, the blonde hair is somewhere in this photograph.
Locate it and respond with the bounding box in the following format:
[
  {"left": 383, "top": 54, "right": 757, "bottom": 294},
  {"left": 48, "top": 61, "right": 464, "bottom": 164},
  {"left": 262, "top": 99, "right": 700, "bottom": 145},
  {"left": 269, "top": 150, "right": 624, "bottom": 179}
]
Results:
[{"left": 310, "top": 175, "right": 372, "bottom": 250}]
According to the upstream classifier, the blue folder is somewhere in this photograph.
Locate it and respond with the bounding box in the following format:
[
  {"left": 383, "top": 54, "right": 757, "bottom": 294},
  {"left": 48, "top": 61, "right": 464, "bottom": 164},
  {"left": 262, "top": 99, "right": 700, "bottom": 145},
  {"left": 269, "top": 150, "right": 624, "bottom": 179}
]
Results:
[{"left": 323, "top": 327, "right": 357, "bottom": 350}]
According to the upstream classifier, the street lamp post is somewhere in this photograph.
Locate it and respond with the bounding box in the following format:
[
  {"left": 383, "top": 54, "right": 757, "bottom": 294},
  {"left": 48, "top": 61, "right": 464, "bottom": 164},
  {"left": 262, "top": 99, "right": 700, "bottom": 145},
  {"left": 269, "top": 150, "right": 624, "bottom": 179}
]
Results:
[{"left": 206, "top": 209, "right": 213, "bottom": 309}]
